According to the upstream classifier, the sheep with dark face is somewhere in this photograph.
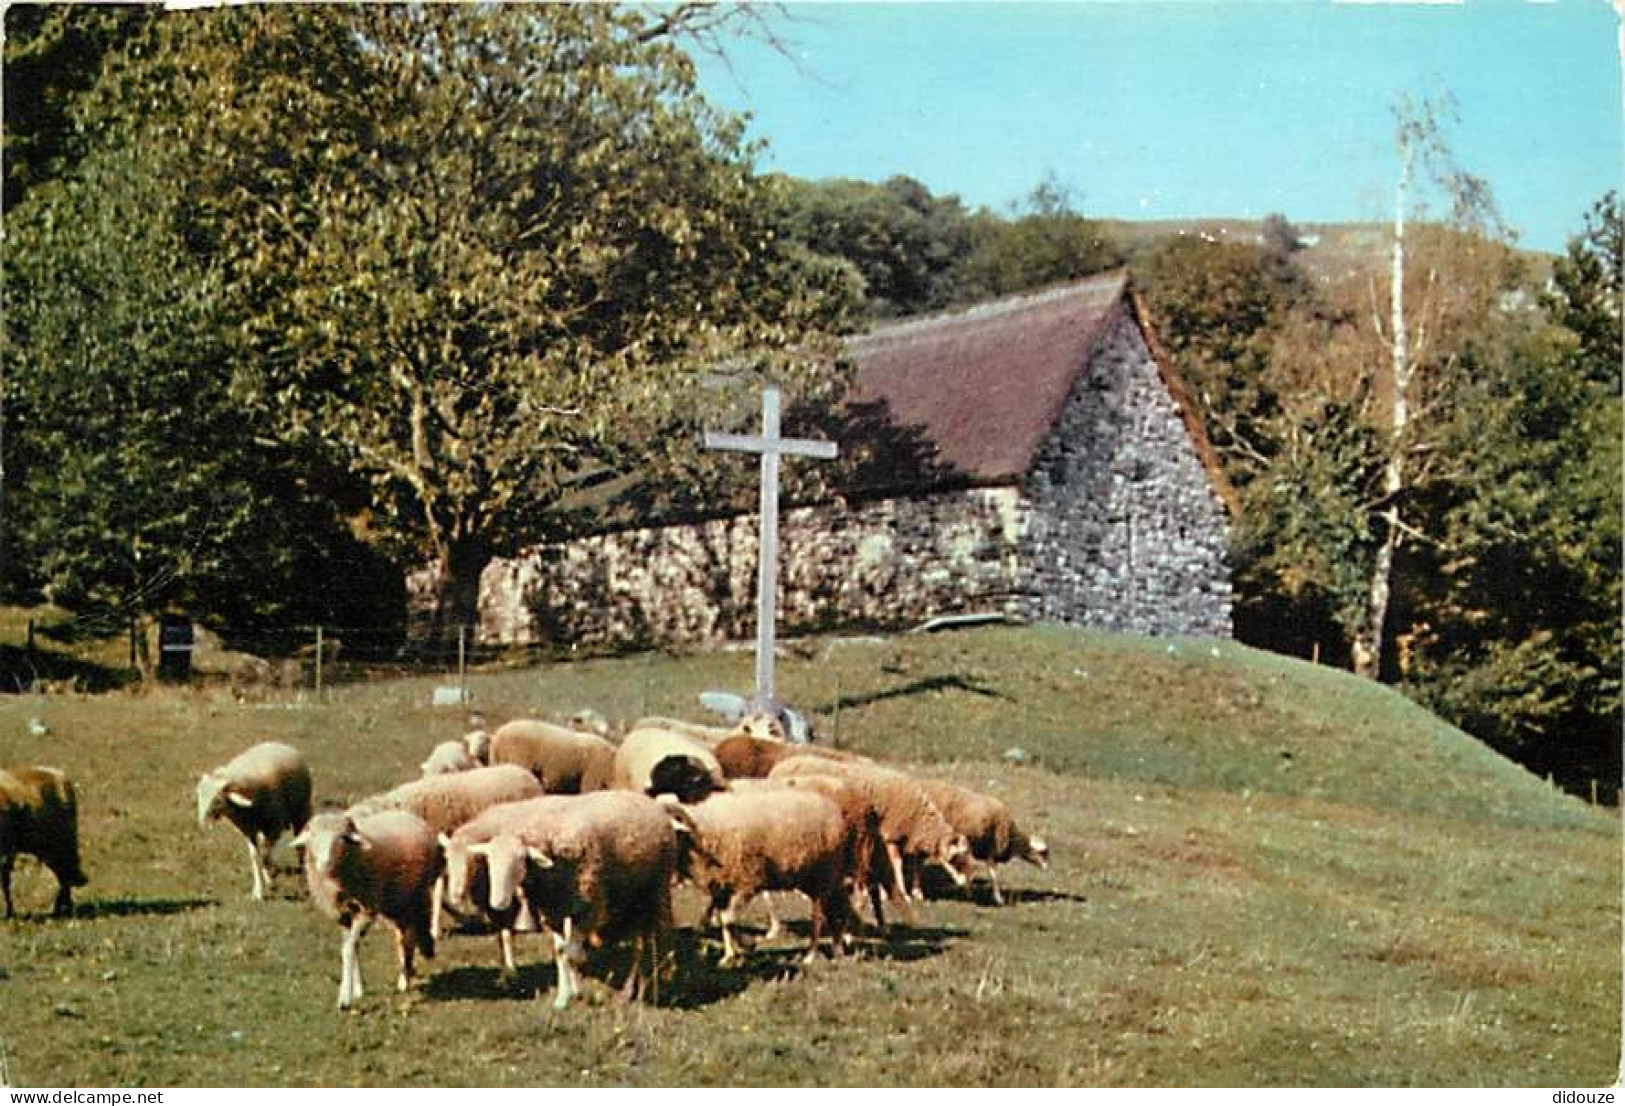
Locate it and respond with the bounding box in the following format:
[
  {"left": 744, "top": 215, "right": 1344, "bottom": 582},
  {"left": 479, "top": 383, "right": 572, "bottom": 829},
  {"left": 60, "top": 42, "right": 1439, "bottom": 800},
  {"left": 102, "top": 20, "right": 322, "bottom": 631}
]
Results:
[
  {"left": 197, "top": 741, "right": 312, "bottom": 901},
  {"left": 453, "top": 791, "right": 684, "bottom": 1008},
  {"left": 611, "top": 728, "right": 725, "bottom": 804},
  {"left": 1, "top": 765, "right": 88, "bottom": 918},
  {"left": 488, "top": 719, "right": 617, "bottom": 794},
  {"left": 293, "top": 810, "right": 442, "bottom": 1010}
]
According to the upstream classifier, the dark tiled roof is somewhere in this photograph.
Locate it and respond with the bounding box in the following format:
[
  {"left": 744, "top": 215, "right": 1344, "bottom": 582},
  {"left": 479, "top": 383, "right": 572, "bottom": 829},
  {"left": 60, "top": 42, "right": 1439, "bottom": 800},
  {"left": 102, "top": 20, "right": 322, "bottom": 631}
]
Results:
[{"left": 843, "top": 271, "right": 1130, "bottom": 491}]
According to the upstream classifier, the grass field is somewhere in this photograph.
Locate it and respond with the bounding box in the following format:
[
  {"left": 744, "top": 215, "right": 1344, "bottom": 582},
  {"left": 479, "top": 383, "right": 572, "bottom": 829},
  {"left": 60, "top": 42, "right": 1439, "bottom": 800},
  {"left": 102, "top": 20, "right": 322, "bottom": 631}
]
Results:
[{"left": 0, "top": 625, "right": 1617, "bottom": 1087}]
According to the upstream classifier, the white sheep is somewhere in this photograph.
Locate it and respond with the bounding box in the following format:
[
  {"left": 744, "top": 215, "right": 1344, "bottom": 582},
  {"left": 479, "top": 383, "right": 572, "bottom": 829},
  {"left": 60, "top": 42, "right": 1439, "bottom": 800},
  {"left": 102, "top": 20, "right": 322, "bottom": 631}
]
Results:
[
  {"left": 914, "top": 777, "right": 1049, "bottom": 905},
  {"left": 420, "top": 739, "right": 477, "bottom": 778},
  {"left": 768, "top": 755, "right": 971, "bottom": 924},
  {"left": 611, "top": 727, "right": 726, "bottom": 803},
  {"left": 348, "top": 764, "right": 545, "bottom": 939},
  {"left": 673, "top": 786, "right": 856, "bottom": 967},
  {"left": 293, "top": 809, "right": 442, "bottom": 1010},
  {"left": 462, "top": 729, "right": 492, "bottom": 765},
  {"left": 488, "top": 719, "right": 617, "bottom": 794},
  {"left": 197, "top": 741, "right": 313, "bottom": 901},
  {"left": 1, "top": 765, "right": 88, "bottom": 918},
  {"left": 454, "top": 791, "right": 684, "bottom": 1008}
]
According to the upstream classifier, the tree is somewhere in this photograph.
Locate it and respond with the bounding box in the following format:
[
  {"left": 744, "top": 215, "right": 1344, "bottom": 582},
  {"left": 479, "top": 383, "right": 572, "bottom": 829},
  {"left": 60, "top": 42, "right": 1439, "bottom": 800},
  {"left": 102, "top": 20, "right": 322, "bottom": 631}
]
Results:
[
  {"left": 960, "top": 174, "right": 1123, "bottom": 300},
  {"left": 1353, "top": 93, "right": 1509, "bottom": 679},
  {"left": 101, "top": 6, "right": 845, "bottom": 650}
]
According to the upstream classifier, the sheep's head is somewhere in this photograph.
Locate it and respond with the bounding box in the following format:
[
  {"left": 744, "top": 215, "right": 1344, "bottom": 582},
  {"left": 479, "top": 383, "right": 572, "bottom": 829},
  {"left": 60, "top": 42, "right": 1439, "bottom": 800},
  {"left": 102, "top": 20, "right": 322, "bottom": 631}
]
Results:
[
  {"left": 290, "top": 813, "right": 365, "bottom": 876},
  {"left": 934, "top": 833, "right": 974, "bottom": 887},
  {"left": 1020, "top": 832, "right": 1050, "bottom": 870},
  {"left": 467, "top": 834, "right": 551, "bottom": 914},
  {"left": 439, "top": 833, "right": 479, "bottom": 911},
  {"left": 737, "top": 713, "right": 787, "bottom": 741},
  {"left": 462, "top": 730, "right": 492, "bottom": 763},
  {"left": 195, "top": 772, "right": 254, "bottom": 825}
]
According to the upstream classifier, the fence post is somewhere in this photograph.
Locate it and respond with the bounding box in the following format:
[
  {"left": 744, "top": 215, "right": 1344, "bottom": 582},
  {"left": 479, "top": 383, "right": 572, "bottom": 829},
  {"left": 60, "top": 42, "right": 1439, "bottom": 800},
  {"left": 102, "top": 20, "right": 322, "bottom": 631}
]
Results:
[
  {"left": 457, "top": 625, "right": 468, "bottom": 703},
  {"left": 315, "top": 625, "right": 324, "bottom": 700}
]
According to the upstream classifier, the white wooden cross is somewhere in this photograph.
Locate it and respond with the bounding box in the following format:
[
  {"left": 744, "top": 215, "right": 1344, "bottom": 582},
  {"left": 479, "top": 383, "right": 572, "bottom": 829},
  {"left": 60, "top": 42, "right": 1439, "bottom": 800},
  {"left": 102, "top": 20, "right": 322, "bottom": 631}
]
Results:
[{"left": 704, "top": 382, "right": 838, "bottom": 703}]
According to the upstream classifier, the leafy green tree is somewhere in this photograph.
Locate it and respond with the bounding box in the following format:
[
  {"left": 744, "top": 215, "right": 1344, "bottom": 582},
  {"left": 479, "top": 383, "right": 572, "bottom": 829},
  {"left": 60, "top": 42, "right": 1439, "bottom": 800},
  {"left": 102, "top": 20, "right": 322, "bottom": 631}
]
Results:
[
  {"left": 959, "top": 175, "right": 1123, "bottom": 300},
  {"left": 769, "top": 174, "right": 973, "bottom": 320},
  {"left": 93, "top": 5, "right": 845, "bottom": 649}
]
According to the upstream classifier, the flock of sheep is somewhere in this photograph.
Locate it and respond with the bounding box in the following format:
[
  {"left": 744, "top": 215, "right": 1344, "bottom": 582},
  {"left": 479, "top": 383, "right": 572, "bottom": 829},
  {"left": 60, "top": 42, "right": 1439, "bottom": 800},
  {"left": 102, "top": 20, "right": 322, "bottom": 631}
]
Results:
[{"left": 3, "top": 711, "right": 1049, "bottom": 1012}]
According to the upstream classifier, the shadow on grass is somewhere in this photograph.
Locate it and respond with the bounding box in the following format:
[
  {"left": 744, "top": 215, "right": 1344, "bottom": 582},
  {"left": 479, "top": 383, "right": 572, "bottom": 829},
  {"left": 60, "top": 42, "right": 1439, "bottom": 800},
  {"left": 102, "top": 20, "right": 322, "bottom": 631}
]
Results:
[
  {"left": 817, "top": 673, "right": 1015, "bottom": 715},
  {"left": 423, "top": 961, "right": 557, "bottom": 1003},
  {"left": 70, "top": 896, "right": 216, "bottom": 920},
  {"left": 916, "top": 870, "right": 1089, "bottom": 908},
  {"left": 0, "top": 643, "right": 131, "bottom": 694}
]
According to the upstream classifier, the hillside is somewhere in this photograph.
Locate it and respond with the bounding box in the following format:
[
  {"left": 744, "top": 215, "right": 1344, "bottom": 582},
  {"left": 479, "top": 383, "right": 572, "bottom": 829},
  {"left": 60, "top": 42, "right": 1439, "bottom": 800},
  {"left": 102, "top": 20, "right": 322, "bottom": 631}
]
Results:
[{"left": 0, "top": 625, "right": 1616, "bottom": 1086}]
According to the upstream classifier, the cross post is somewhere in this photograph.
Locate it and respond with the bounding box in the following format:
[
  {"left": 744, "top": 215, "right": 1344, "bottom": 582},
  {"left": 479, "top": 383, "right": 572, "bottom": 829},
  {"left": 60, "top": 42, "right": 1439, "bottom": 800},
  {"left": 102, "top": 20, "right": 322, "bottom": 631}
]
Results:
[{"left": 704, "top": 382, "right": 838, "bottom": 703}]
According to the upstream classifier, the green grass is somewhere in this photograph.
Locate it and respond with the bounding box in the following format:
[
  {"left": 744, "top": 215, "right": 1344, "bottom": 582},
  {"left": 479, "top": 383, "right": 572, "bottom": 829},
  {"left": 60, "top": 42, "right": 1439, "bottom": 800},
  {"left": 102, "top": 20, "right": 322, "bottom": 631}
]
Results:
[{"left": 0, "top": 625, "right": 1617, "bottom": 1087}]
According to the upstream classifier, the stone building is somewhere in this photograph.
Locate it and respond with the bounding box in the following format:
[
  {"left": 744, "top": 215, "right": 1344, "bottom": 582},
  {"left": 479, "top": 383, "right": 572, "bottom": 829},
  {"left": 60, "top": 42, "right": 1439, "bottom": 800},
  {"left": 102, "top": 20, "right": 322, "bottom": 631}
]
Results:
[{"left": 468, "top": 270, "right": 1236, "bottom": 649}]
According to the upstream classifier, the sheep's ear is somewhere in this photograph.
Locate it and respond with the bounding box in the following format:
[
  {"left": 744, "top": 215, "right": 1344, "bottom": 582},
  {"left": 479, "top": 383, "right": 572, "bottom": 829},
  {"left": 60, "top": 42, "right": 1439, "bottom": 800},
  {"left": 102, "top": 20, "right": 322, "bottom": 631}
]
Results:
[
  {"left": 467, "top": 842, "right": 492, "bottom": 858},
  {"left": 225, "top": 789, "right": 255, "bottom": 809},
  {"left": 667, "top": 814, "right": 694, "bottom": 837},
  {"left": 349, "top": 830, "right": 374, "bottom": 852},
  {"left": 437, "top": 833, "right": 453, "bottom": 849},
  {"left": 525, "top": 846, "right": 554, "bottom": 868},
  {"left": 288, "top": 831, "right": 310, "bottom": 850}
]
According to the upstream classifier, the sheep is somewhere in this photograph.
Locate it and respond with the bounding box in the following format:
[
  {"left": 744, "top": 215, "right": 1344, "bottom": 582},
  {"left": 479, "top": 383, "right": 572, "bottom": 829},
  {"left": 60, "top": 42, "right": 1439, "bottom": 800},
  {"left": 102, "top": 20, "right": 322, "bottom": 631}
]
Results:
[
  {"left": 488, "top": 719, "right": 617, "bottom": 794},
  {"left": 915, "top": 777, "right": 1049, "bottom": 905},
  {"left": 564, "top": 709, "right": 616, "bottom": 738},
  {"left": 672, "top": 786, "right": 855, "bottom": 967},
  {"left": 292, "top": 809, "right": 442, "bottom": 1010},
  {"left": 765, "top": 772, "right": 892, "bottom": 934},
  {"left": 712, "top": 732, "right": 860, "bottom": 780},
  {"left": 0, "top": 765, "right": 88, "bottom": 918},
  {"left": 197, "top": 741, "right": 313, "bottom": 901},
  {"left": 630, "top": 716, "right": 737, "bottom": 746},
  {"left": 462, "top": 729, "right": 492, "bottom": 765},
  {"left": 348, "top": 764, "right": 545, "bottom": 939},
  {"left": 610, "top": 727, "right": 725, "bottom": 804},
  {"left": 768, "top": 755, "right": 971, "bottom": 923},
  {"left": 452, "top": 791, "right": 684, "bottom": 1008},
  {"left": 420, "top": 739, "right": 477, "bottom": 778}
]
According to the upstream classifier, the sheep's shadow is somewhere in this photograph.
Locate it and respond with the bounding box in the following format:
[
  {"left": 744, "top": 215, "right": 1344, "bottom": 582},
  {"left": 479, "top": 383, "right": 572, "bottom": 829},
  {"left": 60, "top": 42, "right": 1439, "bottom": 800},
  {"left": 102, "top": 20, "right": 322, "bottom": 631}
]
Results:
[
  {"left": 422, "top": 961, "right": 556, "bottom": 1003},
  {"left": 858, "top": 922, "right": 964, "bottom": 963},
  {"left": 915, "top": 871, "right": 1087, "bottom": 908},
  {"left": 64, "top": 896, "right": 216, "bottom": 920}
]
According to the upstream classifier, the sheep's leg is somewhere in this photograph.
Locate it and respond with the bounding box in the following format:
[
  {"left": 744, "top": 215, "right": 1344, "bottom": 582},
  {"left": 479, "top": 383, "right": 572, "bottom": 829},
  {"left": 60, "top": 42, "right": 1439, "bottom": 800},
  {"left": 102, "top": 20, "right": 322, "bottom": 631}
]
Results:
[
  {"left": 762, "top": 892, "right": 783, "bottom": 942},
  {"left": 1, "top": 853, "right": 14, "bottom": 919},
  {"left": 552, "top": 917, "right": 582, "bottom": 1010},
  {"left": 393, "top": 924, "right": 415, "bottom": 993},
  {"left": 718, "top": 893, "right": 752, "bottom": 968},
  {"left": 338, "top": 919, "right": 368, "bottom": 1009},
  {"left": 884, "top": 843, "right": 918, "bottom": 924},
  {"left": 498, "top": 928, "right": 516, "bottom": 976},
  {"left": 988, "top": 864, "right": 1005, "bottom": 907},
  {"left": 430, "top": 874, "right": 446, "bottom": 941},
  {"left": 51, "top": 863, "right": 74, "bottom": 917},
  {"left": 247, "top": 835, "right": 268, "bottom": 901}
]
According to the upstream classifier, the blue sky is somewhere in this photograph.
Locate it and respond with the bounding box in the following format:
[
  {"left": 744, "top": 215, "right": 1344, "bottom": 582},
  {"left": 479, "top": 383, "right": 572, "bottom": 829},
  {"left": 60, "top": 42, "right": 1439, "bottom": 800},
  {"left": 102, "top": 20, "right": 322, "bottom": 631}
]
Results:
[{"left": 693, "top": 1, "right": 1622, "bottom": 254}]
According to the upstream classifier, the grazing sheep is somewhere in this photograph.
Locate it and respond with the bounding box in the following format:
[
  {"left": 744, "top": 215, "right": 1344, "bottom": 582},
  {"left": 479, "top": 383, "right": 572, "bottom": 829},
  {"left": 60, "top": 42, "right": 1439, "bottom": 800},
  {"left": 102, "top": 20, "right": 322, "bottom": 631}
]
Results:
[
  {"left": 673, "top": 786, "right": 856, "bottom": 967},
  {"left": 0, "top": 765, "right": 88, "bottom": 918},
  {"left": 769, "top": 756, "right": 971, "bottom": 921},
  {"left": 459, "top": 791, "right": 684, "bottom": 1008},
  {"left": 488, "top": 720, "right": 617, "bottom": 794},
  {"left": 420, "top": 739, "right": 477, "bottom": 778},
  {"left": 611, "top": 728, "right": 725, "bottom": 804},
  {"left": 349, "top": 764, "right": 545, "bottom": 939},
  {"left": 630, "top": 716, "right": 738, "bottom": 746},
  {"left": 293, "top": 810, "right": 442, "bottom": 1010},
  {"left": 767, "top": 772, "right": 892, "bottom": 933},
  {"left": 197, "top": 741, "right": 313, "bottom": 901},
  {"left": 915, "top": 778, "right": 1049, "bottom": 905}
]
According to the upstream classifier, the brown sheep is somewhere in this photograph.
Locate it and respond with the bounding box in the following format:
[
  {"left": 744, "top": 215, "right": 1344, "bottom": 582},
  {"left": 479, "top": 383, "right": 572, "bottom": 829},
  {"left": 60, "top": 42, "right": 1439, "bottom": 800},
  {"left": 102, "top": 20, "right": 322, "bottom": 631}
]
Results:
[
  {"left": 712, "top": 733, "right": 859, "bottom": 780},
  {"left": 294, "top": 810, "right": 442, "bottom": 1010},
  {"left": 1, "top": 765, "right": 88, "bottom": 917},
  {"left": 915, "top": 777, "right": 1049, "bottom": 904},
  {"left": 673, "top": 787, "right": 855, "bottom": 967}
]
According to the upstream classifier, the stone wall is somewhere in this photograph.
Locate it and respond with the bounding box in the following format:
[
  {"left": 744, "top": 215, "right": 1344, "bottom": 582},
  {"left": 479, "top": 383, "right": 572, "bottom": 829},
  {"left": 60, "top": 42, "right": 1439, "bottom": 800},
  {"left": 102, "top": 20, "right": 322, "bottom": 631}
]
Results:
[
  {"left": 1023, "top": 305, "right": 1233, "bottom": 636},
  {"left": 477, "top": 487, "right": 1033, "bottom": 649}
]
